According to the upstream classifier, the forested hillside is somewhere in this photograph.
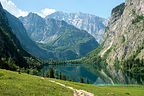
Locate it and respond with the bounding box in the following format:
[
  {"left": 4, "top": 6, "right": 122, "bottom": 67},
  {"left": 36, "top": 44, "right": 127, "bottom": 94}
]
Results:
[{"left": 0, "top": 3, "right": 42, "bottom": 73}]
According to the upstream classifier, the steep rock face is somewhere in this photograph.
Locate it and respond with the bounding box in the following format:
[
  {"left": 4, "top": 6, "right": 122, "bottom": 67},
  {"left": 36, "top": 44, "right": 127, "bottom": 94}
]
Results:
[
  {"left": 4, "top": 10, "right": 50, "bottom": 60},
  {"left": 19, "top": 13, "right": 99, "bottom": 60},
  {"left": 102, "top": 0, "right": 144, "bottom": 63},
  {"left": 82, "top": 0, "right": 144, "bottom": 84},
  {"left": 19, "top": 13, "right": 46, "bottom": 42},
  {"left": 99, "top": 0, "right": 144, "bottom": 83},
  {"left": 46, "top": 11, "right": 107, "bottom": 43}
]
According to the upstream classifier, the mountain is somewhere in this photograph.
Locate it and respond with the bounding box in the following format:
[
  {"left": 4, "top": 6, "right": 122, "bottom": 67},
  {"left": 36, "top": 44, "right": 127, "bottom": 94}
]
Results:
[
  {"left": 46, "top": 11, "right": 107, "bottom": 43},
  {"left": 4, "top": 10, "right": 51, "bottom": 60},
  {"left": 0, "top": 3, "right": 42, "bottom": 71},
  {"left": 82, "top": 0, "right": 144, "bottom": 84},
  {"left": 19, "top": 13, "right": 99, "bottom": 60}
]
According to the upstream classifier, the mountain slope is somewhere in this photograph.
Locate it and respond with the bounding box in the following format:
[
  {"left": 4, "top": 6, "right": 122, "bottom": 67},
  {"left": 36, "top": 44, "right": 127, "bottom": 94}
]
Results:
[
  {"left": 20, "top": 13, "right": 99, "bottom": 60},
  {"left": 4, "top": 10, "right": 51, "bottom": 60},
  {"left": 0, "top": 3, "right": 42, "bottom": 71},
  {"left": 46, "top": 11, "right": 107, "bottom": 43},
  {"left": 82, "top": 0, "right": 144, "bottom": 84},
  {"left": 0, "top": 69, "right": 73, "bottom": 96}
]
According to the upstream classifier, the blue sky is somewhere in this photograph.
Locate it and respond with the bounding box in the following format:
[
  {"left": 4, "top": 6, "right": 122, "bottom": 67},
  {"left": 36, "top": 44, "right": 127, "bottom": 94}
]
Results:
[{"left": 1, "top": 0, "right": 125, "bottom": 18}]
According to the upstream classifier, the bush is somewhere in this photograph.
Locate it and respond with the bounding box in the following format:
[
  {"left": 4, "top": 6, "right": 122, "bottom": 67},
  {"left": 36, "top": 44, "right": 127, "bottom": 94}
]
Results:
[
  {"left": 29, "top": 68, "right": 38, "bottom": 75},
  {"left": 132, "top": 15, "right": 144, "bottom": 24},
  {"left": 62, "top": 75, "right": 66, "bottom": 81}
]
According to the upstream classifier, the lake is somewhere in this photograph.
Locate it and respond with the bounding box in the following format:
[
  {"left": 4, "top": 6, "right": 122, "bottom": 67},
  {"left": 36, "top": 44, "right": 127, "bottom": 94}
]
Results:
[{"left": 43, "top": 64, "right": 104, "bottom": 85}]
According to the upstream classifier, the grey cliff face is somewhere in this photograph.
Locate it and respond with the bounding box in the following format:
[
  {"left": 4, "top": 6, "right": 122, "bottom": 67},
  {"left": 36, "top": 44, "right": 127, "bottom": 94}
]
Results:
[
  {"left": 103, "top": 0, "right": 144, "bottom": 61},
  {"left": 19, "top": 13, "right": 46, "bottom": 42},
  {"left": 98, "top": 0, "right": 144, "bottom": 83},
  {"left": 46, "top": 11, "right": 107, "bottom": 43}
]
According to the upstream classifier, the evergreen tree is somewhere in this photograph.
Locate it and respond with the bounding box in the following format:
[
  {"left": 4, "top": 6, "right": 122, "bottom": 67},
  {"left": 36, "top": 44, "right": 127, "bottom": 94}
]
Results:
[
  {"left": 0, "top": 57, "right": 18, "bottom": 71},
  {"left": 26, "top": 69, "right": 30, "bottom": 74},
  {"left": 7, "top": 57, "right": 17, "bottom": 70},
  {"left": 32, "top": 69, "right": 38, "bottom": 75},
  {"left": 46, "top": 68, "right": 55, "bottom": 78},
  {"left": 40, "top": 68, "right": 44, "bottom": 77},
  {"left": 86, "top": 78, "right": 89, "bottom": 84},
  {"left": 59, "top": 72, "right": 62, "bottom": 80},
  {"left": 29, "top": 68, "right": 38, "bottom": 75},
  {"left": 0, "top": 58, "right": 7, "bottom": 69},
  {"left": 46, "top": 70, "right": 50, "bottom": 78},
  {"left": 20, "top": 68, "right": 25, "bottom": 73},
  {"left": 55, "top": 70, "right": 59, "bottom": 79},
  {"left": 79, "top": 77, "right": 84, "bottom": 83},
  {"left": 17, "top": 67, "right": 21, "bottom": 74},
  {"left": 49, "top": 68, "right": 55, "bottom": 78}
]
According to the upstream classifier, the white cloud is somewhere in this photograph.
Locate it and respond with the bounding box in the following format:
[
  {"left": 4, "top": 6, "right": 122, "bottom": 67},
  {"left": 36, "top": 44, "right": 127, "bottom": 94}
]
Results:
[
  {"left": 41, "top": 8, "right": 56, "bottom": 16},
  {"left": 0, "top": 0, "right": 56, "bottom": 18},
  {"left": 35, "top": 13, "right": 45, "bottom": 18},
  {"left": 1, "top": 0, "right": 28, "bottom": 17},
  {"left": 33, "top": 8, "right": 56, "bottom": 18}
]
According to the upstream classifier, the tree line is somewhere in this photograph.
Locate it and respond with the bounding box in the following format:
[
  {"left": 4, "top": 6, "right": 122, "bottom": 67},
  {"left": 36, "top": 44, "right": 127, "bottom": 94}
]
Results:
[{"left": 42, "top": 68, "right": 89, "bottom": 84}]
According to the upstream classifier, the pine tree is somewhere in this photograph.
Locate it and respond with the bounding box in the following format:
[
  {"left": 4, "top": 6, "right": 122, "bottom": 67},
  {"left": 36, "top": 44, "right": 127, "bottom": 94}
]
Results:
[
  {"left": 86, "top": 78, "right": 89, "bottom": 84},
  {"left": 59, "top": 72, "right": 62, "bottom": 80},
  {"left": 26, "top": 68, "right": 30, "bottom": 74},
  {"left": 0, "top": 58, "right": 7, "bottom": 69},
  {"left": 49, "top": 68, "right": 55, "bottom": 78},
  {"left": 7, "top": 57, "right": 16, "bottom": 70},
  {"left": 55, "top": 70, "right": 59, "bottom": 79},
  {"left": 46, "top": 70, "right": 50, "bottom": 78},
  {"left": 79, "top": 77, "right": 84, "bottom": 83},
  {"left": 32, "top": 68, "right": 38, "bottom": 75},
  {"left": 46, "top": 68, "right": 55, "bottom": 78},
  {"left": 40, "top": 68, "right": 44, "bottom": 77},
  {"left": 17, "top": 67, "right": 21, "bottom": 74}
]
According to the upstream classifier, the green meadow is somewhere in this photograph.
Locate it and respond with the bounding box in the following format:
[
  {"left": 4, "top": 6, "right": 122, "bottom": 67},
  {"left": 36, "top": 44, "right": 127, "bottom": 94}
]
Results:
[{"left": 0, "top": 69, "right": 144, "bottom": 96}]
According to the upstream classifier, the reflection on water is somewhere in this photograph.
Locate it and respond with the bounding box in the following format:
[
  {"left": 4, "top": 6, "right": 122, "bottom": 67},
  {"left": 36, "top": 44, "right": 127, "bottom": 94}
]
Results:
[{"left": 44, "top": 64, "right": 104, "bottom": 85}]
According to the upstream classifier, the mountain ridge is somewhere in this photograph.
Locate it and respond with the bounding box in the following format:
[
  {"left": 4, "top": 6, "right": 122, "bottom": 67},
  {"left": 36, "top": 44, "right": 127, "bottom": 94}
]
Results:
[
  {"left": 19, "top": 13, "right": 99, "bottom": 60},
  {"left": 4, "top": 10, "right": 51, "bottom": 60},
  {"left": 46, "top": 11, "right": 107, "bottom": 43},
  {"left": 0, "top": 3, "right": 42, "bottom": 71}
]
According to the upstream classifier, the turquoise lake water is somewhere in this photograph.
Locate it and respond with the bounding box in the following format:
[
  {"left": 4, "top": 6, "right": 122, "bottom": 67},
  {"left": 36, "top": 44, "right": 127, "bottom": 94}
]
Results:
[{"left": 44, "top": 64, "right": 104, "bottom": 84}]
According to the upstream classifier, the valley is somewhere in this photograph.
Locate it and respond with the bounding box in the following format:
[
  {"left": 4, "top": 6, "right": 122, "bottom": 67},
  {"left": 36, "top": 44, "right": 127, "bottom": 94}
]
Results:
[
  {"left": 19, "top": 13, "right": 99, "bottom": 60},
  {"left": 0, "top": 0, "right": 144, "bottom": 95}
]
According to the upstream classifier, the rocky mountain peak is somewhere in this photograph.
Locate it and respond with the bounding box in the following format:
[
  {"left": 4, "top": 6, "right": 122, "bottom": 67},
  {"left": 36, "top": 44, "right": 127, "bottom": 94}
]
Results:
[
  {"left": 46, "top": 11, "right": 107, "bottom": 43},
  {"left": 26, "top": 12, "right": 43, "bottom": 20},
  {"left": 19, "top": 13, "right": 99, "bottom": 60},
  {"left": 28, "top": 12, "right": 39, "bottom": 17}
]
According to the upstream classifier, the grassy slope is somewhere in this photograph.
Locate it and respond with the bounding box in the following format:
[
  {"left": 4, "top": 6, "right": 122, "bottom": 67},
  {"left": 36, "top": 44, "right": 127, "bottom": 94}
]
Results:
[
  {"left": 0, "top": 69, "right": 73, "bottom": 96},
  {"left": 0, "top": 69, "right": 144, "bottom": 96},
  {"left": 56, "top": 79, "right": 144, "bottom": 96}
]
